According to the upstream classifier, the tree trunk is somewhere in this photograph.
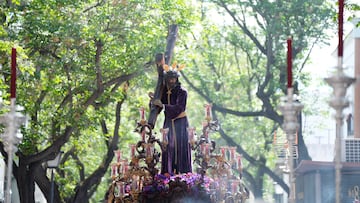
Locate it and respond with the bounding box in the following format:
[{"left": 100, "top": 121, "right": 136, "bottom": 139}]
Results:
[
  {"left": 147, "top": 24, "right": 178, "bottom": 128},
  {"left": 297, "top": 111, "right": 311, "bottom": 166},
  {"left": 17, "top": 159, "right": 36, "bottom": 203},
  {"left": 253, "top": 157, "right": 266, "bottom": 199}
]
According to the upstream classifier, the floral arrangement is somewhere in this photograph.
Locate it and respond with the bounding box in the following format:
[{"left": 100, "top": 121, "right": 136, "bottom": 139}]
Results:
[{"left": 142, "top": 172, "right": 215, "bottom": 198}]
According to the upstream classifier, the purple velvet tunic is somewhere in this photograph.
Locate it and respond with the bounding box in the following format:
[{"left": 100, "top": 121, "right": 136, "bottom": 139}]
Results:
[{"left": 160, "top": 84, "right": 192, "bottom": 174}]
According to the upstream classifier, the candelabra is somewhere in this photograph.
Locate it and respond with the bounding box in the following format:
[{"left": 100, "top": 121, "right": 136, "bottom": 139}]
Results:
[
  {"left": 108, "top": 113, "right": 166, "bottom": 203},
  {"left": 189, "top": 104, "right": 248, "bottom": 203},
  {"left": 278, "top": 88, "right": 303, "bottom": 203},
  {"left": 189, "top": 119, "right": 219, "bottom": 177},
  {"left": 0, "top": 98, "right": 26, "bottom": 203},
  {"left": 106, "top": 105, "right": 249, "bottom": 203},
  {"left": 325, "top": 64, "right": 355, "bottom": 203}
]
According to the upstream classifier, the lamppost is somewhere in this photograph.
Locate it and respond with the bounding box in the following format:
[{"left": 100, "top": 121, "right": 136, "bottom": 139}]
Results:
[
  {"left": 46, "top": 151, "right": 63, "bottom": 203},
  {"left": 279, "top": 88, "right": 303, "bottom": 203},
  {"left": 325, "top": 65, "right": 355, "bottom": 203},
  {"left": 0, "top": 99, "right": 25, "bottom": 203},
  {"left": 279, "top": 37, "right": 303, "bottom": 203},
  {"left": 0, "top": 48, "right": 26, "bottom": 203},
  {"left": 324, "top": 1, "right": 355, "bottom": 203}
]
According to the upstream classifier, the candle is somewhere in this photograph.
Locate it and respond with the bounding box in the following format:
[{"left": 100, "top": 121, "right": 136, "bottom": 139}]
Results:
[
  {"left": 116, "top": 182, "right": 125, "bottom": 196},
  {"left": 231, "top": 180, "right": 240, "bottom": 193},
  {"left": 119, "top": 160, "right": 126, "bottom": 174},
  {"left": 118, "top": 163, "right": 123, "bottom": 175},
  {"left": 220, "top": 146, "right": 227, "bottom": 158},
  {"left": 200, "top": 143, "right": 206, "bottom": 155},
  {"left": 187, "top": 127, "right": 195, "bottom": 144},
  {"left": 129, "top": 144, "right": 136, "bottom": 158},
  {"left": 139, "top": 107, "right": 145, "bottom": 121},
  {"left": 145, "top": 143, "right": 153, "bottom": 158},
  {"left": 132, "top": 175, "right": 139, "bottom": 190},
  {"left": 229, "top": 147, "right": 236, "bottom": 162},
  {"left": 287, "top": 38, "right": 292, "bottom": 88},
  {"left": 114, "top": 150, "right": 121, "bottom": 163},
  {"left": 236, "top": 154, "right": 242, "bottom": 170},
  {"left": 11, "top": 48, "right": 16, "bottom": 98},
  {"left": 141, "top": 130, "right": 146, "bottom": 142},
  {"left": 123, "top": 162, "right": 129, "bottom": 173},
  {"left": 338, "top": 0, "right": 344, "bottom": 57},
  {"left": 204, "top": 104, "right": 212, "bottom": 121},
  {"left": 111, "top": 163, "right": 118, "bottom": 178},
  {"left": 160, "top": 128, "right": 169, "bottom": 144},
  {"left": 204, "top": 143, "right": 211, "bottom": 157}
]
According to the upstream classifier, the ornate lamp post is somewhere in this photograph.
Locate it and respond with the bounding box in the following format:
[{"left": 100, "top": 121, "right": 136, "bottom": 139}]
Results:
[
  {"left": 0, "top": 99, "right": 25, "bottom": 203},
  {"left": 279, "top": 88, "right": 303, "bottom": 203},
  {"left": 325, "top": 64, "right": 355, "bottom": 203},
  {"left": 278, "top": 38, "right": 303, "bottom": 203},
  {"left": 325, "top": 65, "right": 355, "bottom": 203},
  {"left": 0, "top": 48, "right": 26, "bottom": 203},
  {"left": 324, "top": 1, "right": 356, "bottom": 203}
]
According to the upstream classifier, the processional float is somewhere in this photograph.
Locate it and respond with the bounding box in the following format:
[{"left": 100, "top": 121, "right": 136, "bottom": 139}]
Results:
[{"left": 105, "top": 25, "right": 249, "bottom": 203}]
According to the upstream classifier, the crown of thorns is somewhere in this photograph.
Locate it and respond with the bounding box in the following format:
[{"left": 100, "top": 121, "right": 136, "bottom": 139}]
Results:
[
  {"left": 163, "top": 62, "right": 185, "bottom": 79},
  {"left": 163, "top": 62, "right": 185, "bottom": 73}
]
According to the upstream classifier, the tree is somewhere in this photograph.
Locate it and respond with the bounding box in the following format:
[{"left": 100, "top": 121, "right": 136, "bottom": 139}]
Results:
[
  {"left": 176, "top": 0, "right": 335, "bottom": 200},
  {"left": 347, "top": 1, "right": 360, "bottom": 26},
  {"left": 0, "top": 0, "right": 338, "bottom": 202},
  {"left": 0, "top": 0, "right": 197, "bottom": 202}
]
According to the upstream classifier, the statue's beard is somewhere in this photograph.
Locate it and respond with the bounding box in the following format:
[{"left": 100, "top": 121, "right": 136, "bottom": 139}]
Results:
[{"left": 167, "top": 83, "right": 176, "bottom": 89}]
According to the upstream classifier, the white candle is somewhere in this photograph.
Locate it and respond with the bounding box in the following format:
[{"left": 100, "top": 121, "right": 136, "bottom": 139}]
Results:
[
  {"left": 116, "top": 182, "right": 125, "bottom": 196},
  {"left": 114, "top": 150, "right": 121, "bottom": 163},
  {"left": 205, "top": 143, "right": 211, "bottom": 156},
  {"left": 124, "top": 162, "right": 129, "bottom": 173},
  {"left": 121, "top": 160, "right": 128, "bottom": 174},
  {"left": 200, "top": 143, "right": 206, "bottom": 155},
  {"left": 187, "top": 127, "right": 195, "bottom": 143},
  {"left": 229, "top": 147, "right": 236, "bottom": 162},
  {"left": 145, "top": 143, "right": 153, "bottom": 158},
  {"left": 236, "top": 154, "right": 242, "bottom": 170},
  {"left": 204, "top": 104, "right": 212, "bottom": 121},
  {"left": 111, "top": 163, "right": 118, "bottom": 178},
  {"left": 141, "top": 130, "right": 146, "bottom": 142},
  {"left": 160, "top": 128, "right": 169, "bottom": 144},
  {"left": 231, "top": 180, "right": 240, "bottom": 193},
  {"left": 129, "top": 144, "right": 136, "bottom": 158},
  {"left": 220, "top": 146, "right": 227, "bottom": 158},
  {"left": 139, "top": 107, "right": 145, "bottom": 121}
]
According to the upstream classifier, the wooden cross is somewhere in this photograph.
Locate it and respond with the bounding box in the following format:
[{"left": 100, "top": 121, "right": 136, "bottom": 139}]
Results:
[{"left": 147, "top": 25, "right": 178, "bottom": 128}]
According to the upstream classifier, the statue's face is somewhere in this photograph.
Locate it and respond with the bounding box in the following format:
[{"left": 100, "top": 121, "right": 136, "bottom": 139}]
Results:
[{"left": 166, "top": 78, "right": 177, "bottom": 89}]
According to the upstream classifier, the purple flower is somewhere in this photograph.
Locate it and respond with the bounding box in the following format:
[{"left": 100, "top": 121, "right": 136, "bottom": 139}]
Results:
[{"left": 142, "top": 173, "right": 216, "bottom": 197}]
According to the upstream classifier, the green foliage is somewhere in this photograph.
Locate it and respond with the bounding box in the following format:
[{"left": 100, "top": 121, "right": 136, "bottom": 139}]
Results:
[
  {"left": 0, "top": 0, "right": 339, "bottom": 202},
  {"left": 0, "top": 0, "right": 198, "bottom": 202},
  {"left": 178, "top": 0, "right": 335, "bottom": 200},
  {"left": 345, "top": 0, "right": 360, "bottom": 26}
]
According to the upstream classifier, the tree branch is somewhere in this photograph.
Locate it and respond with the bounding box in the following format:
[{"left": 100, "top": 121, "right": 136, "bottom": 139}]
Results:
[{"left": 216, "top": 0, "right": 267, "bottom": 55}]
